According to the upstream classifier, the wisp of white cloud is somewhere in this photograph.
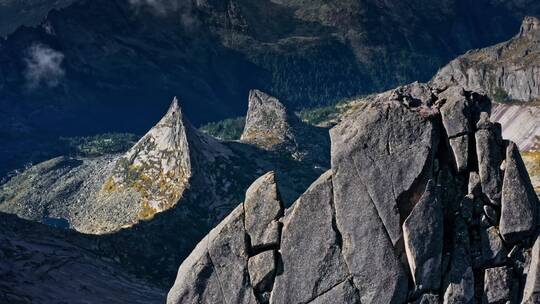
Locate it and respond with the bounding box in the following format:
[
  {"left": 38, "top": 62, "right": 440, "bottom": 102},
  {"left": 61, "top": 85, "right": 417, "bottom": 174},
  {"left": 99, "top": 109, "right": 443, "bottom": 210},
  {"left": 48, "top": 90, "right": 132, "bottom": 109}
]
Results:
[
  {"left": 128, "top": 0, "right": 200, "bottom": 29},
  {"left": 24, "top": 44, "right": 65, "bottom": 89}
]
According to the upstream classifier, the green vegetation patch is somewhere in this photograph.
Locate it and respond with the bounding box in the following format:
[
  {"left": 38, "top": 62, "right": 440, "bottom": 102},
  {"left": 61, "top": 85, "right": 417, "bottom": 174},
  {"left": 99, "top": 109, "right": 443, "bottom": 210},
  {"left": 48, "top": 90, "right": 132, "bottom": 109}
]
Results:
[
  {"left": 199, "top": 117, "right": 246, "bottom": 140},
  {"left": 60, "top": 133, "right": 138, "bottom": 157}
]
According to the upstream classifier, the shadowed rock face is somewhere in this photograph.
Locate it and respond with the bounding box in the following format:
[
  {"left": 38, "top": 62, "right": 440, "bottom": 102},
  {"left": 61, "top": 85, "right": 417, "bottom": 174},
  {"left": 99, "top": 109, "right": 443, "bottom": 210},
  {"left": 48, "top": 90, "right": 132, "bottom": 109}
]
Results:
[
  {"left": 168, "top": 83, "right": 540, "bottom": 304},
  {"left": 0, "top": 212, "right": 166, "bottom": 304},
  {"left": 432, "top": 16, "right": 540, "bottom": 103}
]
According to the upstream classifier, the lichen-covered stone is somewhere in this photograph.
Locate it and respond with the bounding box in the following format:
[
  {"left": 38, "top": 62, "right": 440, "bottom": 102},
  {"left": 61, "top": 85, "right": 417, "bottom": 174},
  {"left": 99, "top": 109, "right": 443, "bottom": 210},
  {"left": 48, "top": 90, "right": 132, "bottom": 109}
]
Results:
[{"left": 309, "top": 280, "right": 361, "bottom": 304}]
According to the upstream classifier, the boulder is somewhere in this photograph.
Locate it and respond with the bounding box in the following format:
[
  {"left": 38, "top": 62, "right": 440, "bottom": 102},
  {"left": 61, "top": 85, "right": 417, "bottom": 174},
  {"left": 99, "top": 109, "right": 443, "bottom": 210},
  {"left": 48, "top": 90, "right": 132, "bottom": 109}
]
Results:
[
  {"left": 443, "top": 217, "right": 474, "bottom": 304},
  {"left": 167, "top": 205, "right": 257, "bottom": 304},
  {"left": 439, "top": 86, "right": 471, "bottom": 138},
  {"left": 448, "top": 135, "right": 470, "bottom": 173},
  {"left": 480, "top": 226, "right": 507, "bottom": 266},
  {"left": 483, "top": 266, "right": 514, "bottom": 304},
  {"left": 270, "top": 171, "right": 350, "bottom": 304},
  {"left": 475, "top": 113, "right": 504, "bottom": 205},
  {"left": 330, "top": 99, "right": 438, "bottom": 304},
  {"left": 309, "top": 279, "right": 361, "bottom": 304},
  {"left": 403, "top": 180, "right": 444, "bottom": 291},
  {"left": 500, "top": 142, "right": 538, "bottom": 243},
  {"left": 244, "top": 172, "right": 284, "bottom": 251}
]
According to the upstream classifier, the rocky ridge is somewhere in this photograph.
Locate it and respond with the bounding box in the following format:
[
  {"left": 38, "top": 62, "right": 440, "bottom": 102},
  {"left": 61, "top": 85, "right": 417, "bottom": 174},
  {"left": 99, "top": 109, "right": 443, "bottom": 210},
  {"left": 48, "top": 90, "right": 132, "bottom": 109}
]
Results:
[
  {"left": 168, "top": 83, "right": 540, "bottom": 304},
  {"left": 432, "top": 16, "right": 540, "bottom": 103},
  {"left": 0, "top": 90, "right": 329, "bottom": 286}
]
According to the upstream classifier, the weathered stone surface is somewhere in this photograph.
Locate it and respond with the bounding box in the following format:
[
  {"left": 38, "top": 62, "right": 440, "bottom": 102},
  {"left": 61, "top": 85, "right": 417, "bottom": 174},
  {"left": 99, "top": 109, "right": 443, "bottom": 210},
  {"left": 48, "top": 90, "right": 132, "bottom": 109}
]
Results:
[
  {"left": 414, "top": 294, "right": 440, "bottom": 304},
  {"left": 244, "top": 172, "right": 284, "bottom": 250},
  {"left": 403, "top": 180, "right": 443, "bottom": 291},
  {"left": 449, "top": 135, "right": 469, "bottom": 173},
  {"left": 483, "top": 205, "right": 498, "bottom": 225},
  {"left": 248, "top": 250, "right": 276, "bottom": 293},
  {"left": 500, "top": 142, "right": 538, "bottom": 243},
  {"left": 468, "top": 172, "right": 482, "bottom": 196},
  {"left": 443, "top": 217, "right": 474, "bottom": 304},
  {"left": 241, "top": 90, "right": 295, "bottom": 150},
  {"left": 475, "top": 113, "right": 504, "bottom": 205},
  {"left": 168, "top": 205, "right": 257, "bottom": 304},
  {"left": 270, "top": 171, "right": 349, "bottom": 304},
  {"left": 309, "top": 279, "right": 361, "bottom": 304},
  {"left": 523, "top": 235, "right": 540, "bottom": 304},
  {"left": 330, "top": 97, "right": 436, "bottom": 304},
  {"left": 439, "top": 86, "right": 470, "bottom": 138},
  {"left": 480, "top": 226, "right": 507, "bottom": 266},
  {"left": 483, "top": 266, "right": 514, "bottom": 304},
  {"left": 330, "top": 90, "right": 438, "bottom": 247}
]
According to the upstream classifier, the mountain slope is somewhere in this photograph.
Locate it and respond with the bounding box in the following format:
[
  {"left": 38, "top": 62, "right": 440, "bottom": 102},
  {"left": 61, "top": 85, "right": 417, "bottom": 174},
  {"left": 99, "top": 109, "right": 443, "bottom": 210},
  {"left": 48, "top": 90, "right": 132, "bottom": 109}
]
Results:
[
  {"left": 0, "top": 212, "right": 165, "bottom": 303},
  {"left": 432, "top": 16, "right": 540, "bottom": 102},
  {"left": 0, "top": 91, "right": 329, "bottom": 285},
  {"left": 1, "top": 0, "right": 539, "bottom": 135}
]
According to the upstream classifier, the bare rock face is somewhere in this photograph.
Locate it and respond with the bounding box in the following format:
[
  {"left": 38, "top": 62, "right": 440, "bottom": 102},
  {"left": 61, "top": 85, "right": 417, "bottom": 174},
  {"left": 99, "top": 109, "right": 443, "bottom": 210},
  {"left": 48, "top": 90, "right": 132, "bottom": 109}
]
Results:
[
  {"left": 168, "top": 84, "right": 540, "bottom": 304},
  {"left": 500, "top": 142, "right": 538, "bottom": 243},
  {"left": 0, "top": 98, "right": 234, "bottom": 234},
  {"left": 241, "top": 90, "right": 296, "bottom": 151},
  {"left": 270, "top": 171, "right": 349, "bottom": 304},
  {"left": 403, "top": 180, "right": 443, "bottom": 292},
  {"left": 240, "top": 89, "right": 330, "bottom": 163},
  {"left": 475, "top": 112, "right": 504, "bottom": 205},
  {"left": 101, "top": 97, "right": 230, "bottom": 223},
  {"left": 432, "top": 16, "right": 540, "bottom": 103},
  {"left": 244, "top": 172, "right": 283, "bottom": 251}
]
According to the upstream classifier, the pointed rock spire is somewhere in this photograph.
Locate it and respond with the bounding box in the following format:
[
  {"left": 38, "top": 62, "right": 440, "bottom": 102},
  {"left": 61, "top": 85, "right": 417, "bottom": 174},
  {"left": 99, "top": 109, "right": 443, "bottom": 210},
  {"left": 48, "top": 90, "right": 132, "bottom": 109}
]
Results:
[
  {"left": 240, "top": 89, "right": 297, "bottom": 150},
  {"left": 100, "top": 97, "right": 211, "bottom": 220}
]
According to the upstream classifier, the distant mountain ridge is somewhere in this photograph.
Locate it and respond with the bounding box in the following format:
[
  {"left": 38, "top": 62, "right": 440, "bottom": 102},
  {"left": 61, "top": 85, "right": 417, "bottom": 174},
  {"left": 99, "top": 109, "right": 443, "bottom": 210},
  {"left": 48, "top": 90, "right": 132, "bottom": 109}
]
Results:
[{"left": 1, "top": 0, "right": 539, "bottom": 135}]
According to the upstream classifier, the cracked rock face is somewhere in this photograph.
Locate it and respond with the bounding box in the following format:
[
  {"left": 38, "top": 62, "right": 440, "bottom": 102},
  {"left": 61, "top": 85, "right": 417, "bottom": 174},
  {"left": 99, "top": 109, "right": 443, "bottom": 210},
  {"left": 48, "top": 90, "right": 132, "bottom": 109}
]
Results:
[{"left": 168, "top": 83, "right": 540, "bottom": 304}]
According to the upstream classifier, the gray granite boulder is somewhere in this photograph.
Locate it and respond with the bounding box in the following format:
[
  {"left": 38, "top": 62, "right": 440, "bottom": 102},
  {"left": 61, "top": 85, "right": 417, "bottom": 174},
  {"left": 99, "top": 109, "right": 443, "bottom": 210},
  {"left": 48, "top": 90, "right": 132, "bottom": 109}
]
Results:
[
  {"left": 483, "top": 266, "right": 515, "bottom": 304},
  {"left": 403, "top": 180, "right": 444, "bottom": 291},
  {"left": 244, "top": 171, "right": 284, "bottom": 251},
  {"left": 500, "top": 142, "right": 538, "bottom": 243},
  {"left": 270, "top": 171, "right": 349, "bottom": 304},
  {"left": 167, "top": 205, "right": 257, "bottom": 304},
  {"left": 480, "top": 226, "right": 507, "bottom": 266},
  {"left": 330, "top": 97, "right": 438, "bottom": 303},
  {"left": 475, "top": 112, "right": 504, "bottom": 205}
]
